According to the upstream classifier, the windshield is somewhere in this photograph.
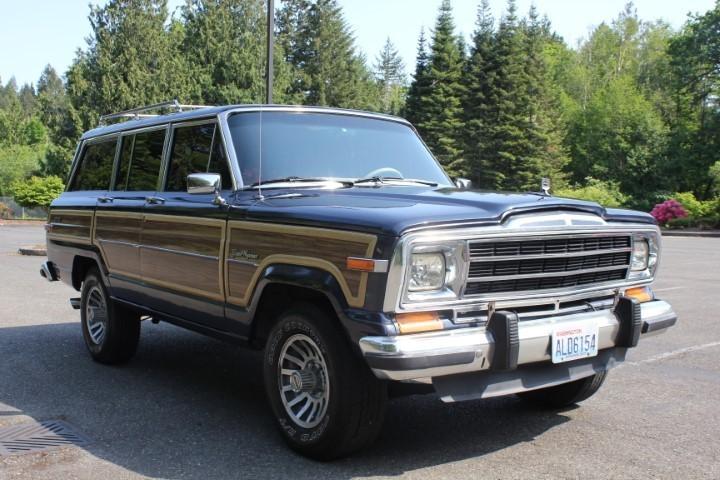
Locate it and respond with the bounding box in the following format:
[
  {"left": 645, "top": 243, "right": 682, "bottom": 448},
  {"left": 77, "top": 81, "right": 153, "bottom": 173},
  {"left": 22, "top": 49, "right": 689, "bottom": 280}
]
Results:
[{"left": 227, "top": 112, "right": 452, "bottom": 187}]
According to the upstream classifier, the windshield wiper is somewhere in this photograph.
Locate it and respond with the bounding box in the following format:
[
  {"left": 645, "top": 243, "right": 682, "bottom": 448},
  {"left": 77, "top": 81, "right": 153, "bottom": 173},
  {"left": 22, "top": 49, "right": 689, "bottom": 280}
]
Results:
[
  {"left": 249, "top": 176, "right": 351, "bottom": 188},
  {"left": 353, "top": 176, "right": 438, "bottom": 187}
]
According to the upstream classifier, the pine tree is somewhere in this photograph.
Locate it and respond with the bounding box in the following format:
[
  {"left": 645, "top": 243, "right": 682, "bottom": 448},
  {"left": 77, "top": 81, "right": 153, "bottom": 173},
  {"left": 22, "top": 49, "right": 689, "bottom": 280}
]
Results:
[
  {"left": 65, "top": 0, "right": 191, "bottom": 127},
  {"left": 463, "top": 0, "right": 495, "bottom": 183},
  {"left": 278, "top": 0, "right": 378, "bottom": 109},
  {"left": 181, "top": 0, "right": 292, "bottom": 105},
  {"left": 374, "top": 38, "right": 406, "bottom": 115},
  {"left": 404, "top": 28, "right": 431, "bottom": 127},
  {"left": 416, "top": 0, "right": 466, "bottom": 176}
]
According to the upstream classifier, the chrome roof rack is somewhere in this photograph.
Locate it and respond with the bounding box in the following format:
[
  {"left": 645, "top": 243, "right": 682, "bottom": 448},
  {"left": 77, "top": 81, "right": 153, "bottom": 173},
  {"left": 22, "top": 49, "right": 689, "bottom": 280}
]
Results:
[{"left": 98, "top": 99, "right": 213, "bottom": 125}]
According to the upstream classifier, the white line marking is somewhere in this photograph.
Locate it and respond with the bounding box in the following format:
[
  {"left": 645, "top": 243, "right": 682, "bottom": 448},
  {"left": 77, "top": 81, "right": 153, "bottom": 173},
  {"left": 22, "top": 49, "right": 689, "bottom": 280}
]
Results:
[
  {"left": 652, "top": 286, "right": 687, "bottom": 292},
  {"left": 620, "top": 341, "right": 720, "bottom": 368}
]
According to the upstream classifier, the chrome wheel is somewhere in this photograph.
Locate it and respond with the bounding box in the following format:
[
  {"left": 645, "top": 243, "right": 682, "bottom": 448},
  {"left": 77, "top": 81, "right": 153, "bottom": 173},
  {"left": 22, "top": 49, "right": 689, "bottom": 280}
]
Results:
[
  {"left": 85, "top": 285, "right": 108, "bottom": 345},
  {"left": 278, "top": 334, "right": 330, "bottom": 429}
]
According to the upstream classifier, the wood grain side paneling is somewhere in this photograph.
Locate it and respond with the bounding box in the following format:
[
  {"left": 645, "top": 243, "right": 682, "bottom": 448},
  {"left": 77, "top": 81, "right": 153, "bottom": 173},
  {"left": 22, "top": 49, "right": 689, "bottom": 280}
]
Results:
[
  {"left": 225, "top": 221, "right": 377, "bottom": 308},
  {"left": 47, "top": 210, "right": 93, "bottom": 244},
  {"left": 94, "top": 212, "right": 143, "bottom": 279},
  {"left": 140, "top": 215, "right": 226, "bottom": 301}
]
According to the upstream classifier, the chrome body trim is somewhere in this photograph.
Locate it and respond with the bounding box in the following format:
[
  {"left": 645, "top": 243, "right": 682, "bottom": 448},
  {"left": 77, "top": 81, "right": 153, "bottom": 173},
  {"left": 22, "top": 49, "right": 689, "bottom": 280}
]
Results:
[
  {"left": 360, "top": 300, "right": 676, "bottom": 381},
  {"left": 467, "top": 264, "right": 629, "bottom": 282},
  {"left": 469, "top": 246, "right": 632, "bottom": 262}
]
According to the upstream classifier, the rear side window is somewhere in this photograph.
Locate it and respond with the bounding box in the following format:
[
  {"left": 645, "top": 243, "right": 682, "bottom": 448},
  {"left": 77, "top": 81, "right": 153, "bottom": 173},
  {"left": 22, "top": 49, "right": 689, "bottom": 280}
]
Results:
[
  {"left": 69, "top": 139, "right": 117, "bottom": 191},
  {"left": 113, "top": 135, "right": 134, "bottom": 191},
  {"left": 123, "top": 129, "right": 166, "bottom": 191},
  {"left": 165, "top": 123, "right": 232, "bottom": 191}
]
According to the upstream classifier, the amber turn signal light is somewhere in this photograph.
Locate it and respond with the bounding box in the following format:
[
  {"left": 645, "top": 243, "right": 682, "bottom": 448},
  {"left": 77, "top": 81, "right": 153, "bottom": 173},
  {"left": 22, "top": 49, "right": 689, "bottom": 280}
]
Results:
[
  {"left": 395, "top": 311, "right": 443, "bottom": 334},
  {"left": 624, "top": 286, "right": 653, "bottom": 303},
  {"left": 346, "top": 257, "right": 376, "bottom": 272}
]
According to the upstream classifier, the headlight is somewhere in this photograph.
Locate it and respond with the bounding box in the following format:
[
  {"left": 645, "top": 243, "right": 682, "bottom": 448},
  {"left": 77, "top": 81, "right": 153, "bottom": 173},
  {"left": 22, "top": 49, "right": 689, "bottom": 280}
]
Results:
[
  {"left": 408, "top": 253, "right": 446, "bottom": 291},
  {"left": 627, "top": 232, "right": 660, "bottom": 281},
  {"left": 630, "top": 238, "right": 649, "bottom": 271}
]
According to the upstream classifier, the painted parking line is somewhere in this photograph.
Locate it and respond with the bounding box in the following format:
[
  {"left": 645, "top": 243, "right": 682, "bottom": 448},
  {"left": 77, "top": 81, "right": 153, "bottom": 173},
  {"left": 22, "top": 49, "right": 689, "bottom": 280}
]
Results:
[{"left": 620, "top": 341, "right": 720, "bottom": 368}]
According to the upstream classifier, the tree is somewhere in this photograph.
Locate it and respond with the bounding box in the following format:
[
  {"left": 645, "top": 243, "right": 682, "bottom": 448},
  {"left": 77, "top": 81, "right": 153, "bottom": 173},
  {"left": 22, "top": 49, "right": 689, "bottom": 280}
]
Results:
[
  {"left": 414, "top": 0, "right": 466, "bottom": 176},
  {"left": 404, "top": 28, "right": 432, "bottom": 127},
  {"left": 66, "top": 0, "right": 191, "bottom": 128},
  {"left": 374, "top": 38, "right": 406, "bottom": 115},
  {"left": 36, "top": 65, "right": 81, "bottom": 177},
  {"left": 181, "top": 0, "right": 293, "bottom": 105},
  {"left": 10, "top": 176, "right": 64, "bottom": 211},
  {"left": 277, "top": 0, "right": 378, "bottom": 109}
]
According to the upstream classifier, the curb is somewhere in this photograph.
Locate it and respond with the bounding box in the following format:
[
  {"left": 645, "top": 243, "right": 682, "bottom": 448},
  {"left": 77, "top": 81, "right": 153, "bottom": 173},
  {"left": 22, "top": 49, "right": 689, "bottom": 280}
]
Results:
[
  {"left": 661, "top": 230, "right": 720, "bottom": 238},
  {"left": 18, "top": 246, "right": 47, "bottom": 256}
]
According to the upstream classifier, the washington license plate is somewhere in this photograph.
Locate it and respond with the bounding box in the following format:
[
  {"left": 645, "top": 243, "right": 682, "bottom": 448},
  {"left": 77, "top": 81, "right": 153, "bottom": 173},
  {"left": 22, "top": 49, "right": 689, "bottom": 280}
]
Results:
[{"left": 551, "top": 322, "right": 599, "bottom": 364}]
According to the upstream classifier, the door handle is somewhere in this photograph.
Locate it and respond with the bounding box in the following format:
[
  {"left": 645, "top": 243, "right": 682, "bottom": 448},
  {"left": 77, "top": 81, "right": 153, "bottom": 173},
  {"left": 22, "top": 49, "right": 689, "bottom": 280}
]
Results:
[
  {"left": 146, "top": 196, "right": 165, "bottom": 205},
  {"left": 98, "top": 196, "right": 114, "bottom": 203}
]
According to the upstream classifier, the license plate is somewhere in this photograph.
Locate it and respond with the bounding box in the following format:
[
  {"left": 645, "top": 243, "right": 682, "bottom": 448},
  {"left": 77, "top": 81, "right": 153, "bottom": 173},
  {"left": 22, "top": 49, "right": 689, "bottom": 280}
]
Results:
[{"left": 551, "top": 322, "right": 599, "bottom": 364}]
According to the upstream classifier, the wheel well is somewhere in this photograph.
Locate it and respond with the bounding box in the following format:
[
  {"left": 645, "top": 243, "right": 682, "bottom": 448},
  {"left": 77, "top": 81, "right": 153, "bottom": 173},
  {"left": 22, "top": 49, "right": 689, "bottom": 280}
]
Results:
[
  {"left": 71, "top": 256, "right": 100, "bottom": 290},
  {"left": 250, "top": 283, "right": 339, "bottom": 349}
]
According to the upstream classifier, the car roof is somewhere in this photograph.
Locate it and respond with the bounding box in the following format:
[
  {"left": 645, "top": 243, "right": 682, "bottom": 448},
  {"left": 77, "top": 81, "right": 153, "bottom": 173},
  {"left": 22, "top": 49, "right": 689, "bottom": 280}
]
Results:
[{"left": 81, "top": 104, "right": 412, "bottom": 140}]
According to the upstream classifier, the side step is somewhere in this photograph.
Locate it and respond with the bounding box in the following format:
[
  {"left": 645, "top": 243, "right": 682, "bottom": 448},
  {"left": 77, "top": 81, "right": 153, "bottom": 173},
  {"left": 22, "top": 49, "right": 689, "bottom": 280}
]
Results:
[{"left": 69, "top": 298, "right": 81, "bottom": 310}]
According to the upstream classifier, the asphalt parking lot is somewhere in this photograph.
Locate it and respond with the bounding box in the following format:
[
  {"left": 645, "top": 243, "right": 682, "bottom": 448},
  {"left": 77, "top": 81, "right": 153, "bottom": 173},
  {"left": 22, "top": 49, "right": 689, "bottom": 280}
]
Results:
[{"left": 0, "top": 224, "right": 718, "bottom": 480}]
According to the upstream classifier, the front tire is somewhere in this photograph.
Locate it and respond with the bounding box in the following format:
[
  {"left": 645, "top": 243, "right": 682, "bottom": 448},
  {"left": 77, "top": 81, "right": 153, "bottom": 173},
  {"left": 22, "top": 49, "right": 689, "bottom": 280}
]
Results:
[
  {"left": 263, "top": 304, "right": 387, "bottom": 460},
  {"left": 518, "top": 371, "right": 608, "bottom": 408},
  {"left": 80, "top": 267, "right": 140, "bottom": 364}
]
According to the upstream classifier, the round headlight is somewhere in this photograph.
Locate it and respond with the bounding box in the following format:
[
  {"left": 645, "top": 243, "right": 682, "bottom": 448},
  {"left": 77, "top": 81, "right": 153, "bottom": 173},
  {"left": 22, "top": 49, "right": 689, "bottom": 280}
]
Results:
[
  {"left": 408, "top": 253, "right": 446, "bottom": 291},
  {"left": 631, "top": 238, "right": 649, "bottom": 271}
]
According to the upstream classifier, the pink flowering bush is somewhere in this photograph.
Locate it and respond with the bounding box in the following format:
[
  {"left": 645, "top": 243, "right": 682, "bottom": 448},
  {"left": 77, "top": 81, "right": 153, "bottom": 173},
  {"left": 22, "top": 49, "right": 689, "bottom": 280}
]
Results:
[{"left": 650, "top": 199, "right": 688, "bottom": 225}]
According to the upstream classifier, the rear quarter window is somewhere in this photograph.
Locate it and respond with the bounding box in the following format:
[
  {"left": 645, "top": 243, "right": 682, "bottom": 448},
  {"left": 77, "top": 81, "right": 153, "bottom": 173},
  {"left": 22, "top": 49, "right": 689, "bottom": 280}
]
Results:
[{"left": 69, "top": 139, "right": 118, "bottom": 191}]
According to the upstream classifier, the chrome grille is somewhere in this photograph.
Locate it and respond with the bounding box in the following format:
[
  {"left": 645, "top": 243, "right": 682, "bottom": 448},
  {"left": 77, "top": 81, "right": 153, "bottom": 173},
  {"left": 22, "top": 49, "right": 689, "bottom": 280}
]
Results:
[{"left": 465, "top": 235, "right": 631, "bottom": 297}]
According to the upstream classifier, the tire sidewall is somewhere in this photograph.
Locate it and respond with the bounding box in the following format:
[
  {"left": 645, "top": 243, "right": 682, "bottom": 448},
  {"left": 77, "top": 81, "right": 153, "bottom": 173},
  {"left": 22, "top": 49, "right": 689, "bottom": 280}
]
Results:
[
  {"left": 80, "top": 270, "right": 111, "bottom": 356},
  {"left": 264, "top": 310, "right": 341, "bottom": 449}
]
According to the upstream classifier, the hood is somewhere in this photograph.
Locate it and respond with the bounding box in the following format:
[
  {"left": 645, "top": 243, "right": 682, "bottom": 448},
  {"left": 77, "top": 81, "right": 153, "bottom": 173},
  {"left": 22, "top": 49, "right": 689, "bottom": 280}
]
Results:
[{"left": 243, "top": 186, "right": 655, "bottom": 236}]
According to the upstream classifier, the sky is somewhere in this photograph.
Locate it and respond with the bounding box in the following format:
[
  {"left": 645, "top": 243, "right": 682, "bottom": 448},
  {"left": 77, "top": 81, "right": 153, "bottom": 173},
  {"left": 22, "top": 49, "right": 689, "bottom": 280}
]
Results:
[{"left": 0, "top": 0, "right": 716, "bottom": 88}]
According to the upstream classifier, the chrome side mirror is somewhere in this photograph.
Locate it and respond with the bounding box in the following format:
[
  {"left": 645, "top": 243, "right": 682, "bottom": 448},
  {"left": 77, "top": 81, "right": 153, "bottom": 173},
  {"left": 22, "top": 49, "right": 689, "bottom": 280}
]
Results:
[
  {"left": 187, "top": 173, "right": 226, "bottom": 206},
  {"left": 454, "top": 178, "right": 472, "bottom": 189}
]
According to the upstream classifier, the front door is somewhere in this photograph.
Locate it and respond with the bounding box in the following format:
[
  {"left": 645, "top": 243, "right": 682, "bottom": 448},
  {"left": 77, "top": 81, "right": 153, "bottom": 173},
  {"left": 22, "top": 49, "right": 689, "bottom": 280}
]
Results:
[{"left": 140, "top": 120, "right": 235, "bottom": 333}]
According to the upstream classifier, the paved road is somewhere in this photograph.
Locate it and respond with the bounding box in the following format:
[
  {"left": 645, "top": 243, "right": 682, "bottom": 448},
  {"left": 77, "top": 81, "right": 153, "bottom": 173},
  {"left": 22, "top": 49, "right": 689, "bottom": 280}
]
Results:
[{"left": 0, "top": 225, "right": 718, "bottom": 479}]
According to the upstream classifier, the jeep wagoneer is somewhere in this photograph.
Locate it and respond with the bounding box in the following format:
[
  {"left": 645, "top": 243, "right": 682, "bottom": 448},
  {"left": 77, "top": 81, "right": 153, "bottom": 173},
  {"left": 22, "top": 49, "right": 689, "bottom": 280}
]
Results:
[{"left": 41, "top": 102, "right": 677, "bottom": 459}]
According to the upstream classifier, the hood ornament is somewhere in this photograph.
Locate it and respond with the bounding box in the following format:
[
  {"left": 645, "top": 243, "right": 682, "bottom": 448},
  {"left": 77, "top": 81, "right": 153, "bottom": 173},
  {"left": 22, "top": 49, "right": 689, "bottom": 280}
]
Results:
[{"left": 541, "top": 177, "right": 551, "bottom": 196}]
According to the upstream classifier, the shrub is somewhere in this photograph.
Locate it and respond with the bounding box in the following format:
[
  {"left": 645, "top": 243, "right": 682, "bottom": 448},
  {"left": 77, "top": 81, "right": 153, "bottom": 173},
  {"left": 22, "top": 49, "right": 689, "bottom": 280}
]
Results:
[
  {"left": 10, "top": 176, "right": 65, "bottom": 210},
  {"left": 650, "top": 199, "right": 688, "bottom": 225},
  {"left": 673, "top": 192, "right": 707, "bottom": 218},
  {"left": 0, "top": 202, "right": 12, "bottom": 220},
  {"left": 554, "top": 177, "right": 629, "bottom": 208}
]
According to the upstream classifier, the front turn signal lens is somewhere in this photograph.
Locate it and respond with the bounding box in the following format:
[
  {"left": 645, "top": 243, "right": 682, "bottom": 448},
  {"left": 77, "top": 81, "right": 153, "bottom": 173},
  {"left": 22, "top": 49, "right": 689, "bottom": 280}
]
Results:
[
  {"left": 395, "top": 311, "right": 443, "bottom": 334},
  {"left": 625, "top": 286, "right": 654, "bottom": 303}
]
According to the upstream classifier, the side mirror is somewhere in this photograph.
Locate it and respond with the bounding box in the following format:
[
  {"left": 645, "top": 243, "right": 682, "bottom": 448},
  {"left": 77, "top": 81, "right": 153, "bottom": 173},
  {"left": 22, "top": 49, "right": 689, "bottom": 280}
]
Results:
[
  {"left": 187, "top": 173, "right": 226, "bottom": 206},
  {"left": 454, "top": 178, "right": 472, "bottom": 189}
]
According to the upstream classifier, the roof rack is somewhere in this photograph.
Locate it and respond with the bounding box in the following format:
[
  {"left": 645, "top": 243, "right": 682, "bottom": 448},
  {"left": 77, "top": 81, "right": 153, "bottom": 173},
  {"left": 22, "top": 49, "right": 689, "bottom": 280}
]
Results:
[{"left": 98, "top": 99, "right": 213, "bottom": 125}]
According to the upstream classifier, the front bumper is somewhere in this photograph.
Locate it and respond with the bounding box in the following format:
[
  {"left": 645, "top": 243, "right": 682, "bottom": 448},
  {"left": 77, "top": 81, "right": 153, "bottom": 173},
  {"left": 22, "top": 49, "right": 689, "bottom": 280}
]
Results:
[{"left": 359, "top": 299, "right": 677, "bottom": 382}]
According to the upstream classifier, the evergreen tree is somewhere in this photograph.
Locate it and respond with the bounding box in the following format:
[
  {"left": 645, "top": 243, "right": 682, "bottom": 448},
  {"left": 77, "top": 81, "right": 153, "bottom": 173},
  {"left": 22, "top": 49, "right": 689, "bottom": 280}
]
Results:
[
  {"left": 181, "top": 0, "right": 293, "bottom": 105},
  {"left": 374, "top": 37, "right": 406, "bottom": 115},
  {"left": 416, "top": 0, "right": 466, "bottom": 176},
  {"left": 463, "top": 0, "right": 495, "bottom": 183},
  {"left": 404, "top": 28, "right": 431, "bottom": 127},
  {"left": 66, "top": 0, "right": 191, "bottom": 128},
  {"left": 277, "top": 0, "right": 378, "bottom": 109}
]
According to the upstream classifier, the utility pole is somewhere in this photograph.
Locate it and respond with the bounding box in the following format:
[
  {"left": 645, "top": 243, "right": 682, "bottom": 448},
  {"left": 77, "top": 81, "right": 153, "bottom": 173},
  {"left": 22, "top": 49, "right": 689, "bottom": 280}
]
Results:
[{"left": 266, "top": 0, "right": 274, "bottom": 104}]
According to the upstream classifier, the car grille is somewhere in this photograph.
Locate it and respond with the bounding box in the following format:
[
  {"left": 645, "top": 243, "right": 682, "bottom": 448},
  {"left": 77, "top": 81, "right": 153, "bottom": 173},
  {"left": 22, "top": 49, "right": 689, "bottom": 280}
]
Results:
[{"left": 464, "top": 235, "right": 632, "bottom": 297}]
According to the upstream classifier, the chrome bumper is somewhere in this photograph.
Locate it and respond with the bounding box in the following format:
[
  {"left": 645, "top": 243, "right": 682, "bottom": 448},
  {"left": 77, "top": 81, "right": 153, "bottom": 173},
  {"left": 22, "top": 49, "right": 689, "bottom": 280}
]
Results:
[{"left": 360, "top": 300, "right": 677, "bottom": 381}]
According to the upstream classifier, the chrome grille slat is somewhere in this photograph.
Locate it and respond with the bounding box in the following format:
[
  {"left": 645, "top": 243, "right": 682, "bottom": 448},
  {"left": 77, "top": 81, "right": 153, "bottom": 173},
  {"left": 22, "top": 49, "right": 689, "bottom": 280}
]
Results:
[{"left": 465, "top": 234, "right": 632, "bottom": 297}]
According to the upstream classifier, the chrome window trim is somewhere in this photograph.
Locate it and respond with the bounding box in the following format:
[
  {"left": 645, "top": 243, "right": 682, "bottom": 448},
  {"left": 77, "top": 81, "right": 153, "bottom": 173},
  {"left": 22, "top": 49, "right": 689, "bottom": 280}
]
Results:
[
  {"left": 215, "top": 106, "right": 450, "bottom": 189},
  {"left": 66, "top": 134, "right": 121, "bottom": 193},
  {"left": 383, "top": 220, "right": 661, "bottom": 313}
]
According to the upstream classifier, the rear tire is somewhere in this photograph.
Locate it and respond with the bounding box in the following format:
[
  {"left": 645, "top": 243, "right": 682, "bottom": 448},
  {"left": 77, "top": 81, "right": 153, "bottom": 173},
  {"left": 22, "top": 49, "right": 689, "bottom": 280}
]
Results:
[
  {"left": 518, "top": 371, "right": 607, "bottom": 408},
  {"left": 263, "top": 303, "right": 387, "bottom": 460},
  {"left": 80, "top": 267, "right": 140, "bottom": 364}
]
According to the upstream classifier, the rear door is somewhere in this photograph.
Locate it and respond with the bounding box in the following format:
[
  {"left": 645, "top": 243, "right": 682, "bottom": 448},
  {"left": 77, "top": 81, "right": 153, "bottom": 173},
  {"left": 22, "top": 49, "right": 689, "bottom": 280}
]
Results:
[
  {"left": 141, "top": 119, "right": 235, "bottom": 332},
  {"left": 94, "top": 126, "right": 167, "bottom": 304}
]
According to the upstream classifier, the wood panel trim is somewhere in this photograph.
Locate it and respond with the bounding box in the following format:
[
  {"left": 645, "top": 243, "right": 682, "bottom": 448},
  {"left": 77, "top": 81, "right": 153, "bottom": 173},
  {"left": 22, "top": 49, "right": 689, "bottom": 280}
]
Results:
[
  {"left": 224, "top": 221, "right": 377, "bottom": 308},
  {"left": 48, "top": 209, "right": 94, "bottom": 245}
]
